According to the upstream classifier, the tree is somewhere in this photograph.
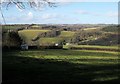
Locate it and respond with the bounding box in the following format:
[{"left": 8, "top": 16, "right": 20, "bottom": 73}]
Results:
[
  {"left": 0, "top": 0, "right": 56, "bottom": 9},
  {"left": 0, "top": 0, "right": 56, "bottom": 24},
  {"left": 2, "top": 31, "right": 22, "bottom": 49}
]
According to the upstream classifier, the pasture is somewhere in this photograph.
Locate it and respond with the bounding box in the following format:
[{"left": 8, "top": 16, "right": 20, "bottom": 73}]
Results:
[
  {"left": 18, "top": 29, "right": 50, "bottom": 44},
  {"left": 39, "top": 37, "right": 63, "bottom": 44},
  {"left": 18, "top": 30, "right": 76, "bottom": 46},
  {"left": 59, "top": 31, "right": 75, "bottom": 38},
  {"left": 18, "top": 29, "right": 50, "bottom": 38},
  {"left": 3, "top": 46, "right": 119, "bottom": 83},
  {"left": 67, "top": 45, "right": 119, "bottom": 52}
]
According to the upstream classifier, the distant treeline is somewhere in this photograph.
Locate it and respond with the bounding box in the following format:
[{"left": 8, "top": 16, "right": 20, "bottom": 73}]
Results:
[{"left": 102, "top": 25, "right": 119, "bottom": 32}]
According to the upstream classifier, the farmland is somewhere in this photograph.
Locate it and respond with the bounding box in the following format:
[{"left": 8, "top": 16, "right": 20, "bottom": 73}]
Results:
[
  {"left": 67, "top": 45, "right": 119, "bottom": 52},
  {"left": 39, "top": 37, "right": 63, "bottom": 44},
  {"left": 18, "top": 29, "right": 50, "bottom": 44},
  {"left": 2, "top": 24, "right": 120, "bottom": 83},
  {"left": 59, "top": 31, "right": 75, "bottom": 38},
  {"left": 18, "top": 29, "right": 76, "bottom": 46}
]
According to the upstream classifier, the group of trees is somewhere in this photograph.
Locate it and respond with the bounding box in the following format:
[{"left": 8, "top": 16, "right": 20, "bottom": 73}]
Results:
[
  {"left": 2, "top": 31, "right": 22, "bottom": 49},
  {"left": 102, "top": 25, "right": 119, "bottom": 32}
]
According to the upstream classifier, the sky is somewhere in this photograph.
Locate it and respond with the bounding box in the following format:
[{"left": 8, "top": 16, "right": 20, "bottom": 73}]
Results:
[{"left": 0, "top": 1, "right": 119, "bottom": 24}]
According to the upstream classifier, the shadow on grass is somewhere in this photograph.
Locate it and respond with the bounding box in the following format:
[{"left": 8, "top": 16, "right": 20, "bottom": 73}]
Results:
[
  {"left": 13, "top": 49, "right": 117, "bottom": 57},
  {"left": 2, "top": 50, "right": 120, "bottom": 84}
]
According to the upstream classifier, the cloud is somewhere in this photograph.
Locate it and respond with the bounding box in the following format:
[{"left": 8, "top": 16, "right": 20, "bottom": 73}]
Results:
[
  {"left": 75, "top": 10, "right": 118, "bottom": 17},
  {"left": 28, "top": 12, "right": 33, "bottom": 18},
  {"left": 41, "top": 13, "right": 58, "bottom": 19},
  {"left": 75, "top": 10, "right": 103, "bottom": 16},
  {"left": 4, "top": 12, "right": 35, "bottom": 24},
  {"left": 106, "top": 12, "right": 118, "bottom": 17},
  {"left": 4, "top": 12, "right": 61, "bottom": 24},
  {"left": 41, "top": 14, "right": 52, "bottom": 19},
  {"left": 76, "top": 10, "right": 90, "bottom": 14}
]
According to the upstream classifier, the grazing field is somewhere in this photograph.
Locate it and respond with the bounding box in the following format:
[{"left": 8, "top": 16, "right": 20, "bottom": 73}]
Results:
[
  {"left": 67, "top": 45, "right": 119, "bottom": 52},
  {"left": 68, "top": 45, "right": 118, "bottom": 49},
  {"left": 18, "top": 29, "right": 50, "bottom": 44},
  {"left": 3, "top": 48, "right": 119, "bottom": 83},
  {"left": 18, "top": 30, "right": 76, "bottom": 45},
  {"left": 59, "top": 31, "right": 75, "bottom": 38},
  {"left": 83, "top": 27, "right": 101, "bottom": 31},
  {"left": 39, "top": 37, "right": 63, "bottom": 44},
  {"left": 18, "top": 29, "right": 50, "bottom": 38}
]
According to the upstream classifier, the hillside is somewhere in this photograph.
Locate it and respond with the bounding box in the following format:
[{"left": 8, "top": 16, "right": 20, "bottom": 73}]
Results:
[
  {"left": 77, "top": 26, "right": 119, "bottom": 46},
  {"left": 18, "top": 29, "right": 76, "bottom": 47},
  {"left": 2, "top": 24, "right": 119, "bottom": 49}
]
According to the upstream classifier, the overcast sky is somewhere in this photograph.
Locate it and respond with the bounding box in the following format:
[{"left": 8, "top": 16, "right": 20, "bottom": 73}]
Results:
[{"left": 0, "top": 1, "right": 119, "bottom": 24}]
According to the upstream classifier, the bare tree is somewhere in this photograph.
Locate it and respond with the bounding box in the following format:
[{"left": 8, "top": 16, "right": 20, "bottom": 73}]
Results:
[{"left": 0, "top": 0, "right": 56, "bottom": 24}]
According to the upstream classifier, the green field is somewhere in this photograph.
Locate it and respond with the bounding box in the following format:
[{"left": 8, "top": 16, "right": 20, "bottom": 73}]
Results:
[
  {"left": 3, "top": 48, "right": 119, "bottom": 83},
  {"left": 39, "top": 37, "right": 63, "bottom": 44},
  {"left": 18, "top": 30, "right": 75, "bottom": 45},
  {"left": 59, "top": 31, "right": 75, "bottom": 38},
  {"left": 67, "top": 45, "right": 119, "bottom": 50},
  {"left": 18, "top": 29, "right": 50, "bottom": 38},
  {"left": 18, "top": 29, "right": 50, "bottom": 44}
]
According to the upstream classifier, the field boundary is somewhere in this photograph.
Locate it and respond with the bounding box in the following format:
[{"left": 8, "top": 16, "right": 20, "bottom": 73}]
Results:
[{"left": 70, "top": 47, "right": 119, "bottom": 52}]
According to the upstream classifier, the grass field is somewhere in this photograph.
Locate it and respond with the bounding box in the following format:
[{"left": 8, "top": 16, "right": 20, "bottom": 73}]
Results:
[
  {"left": 67, "top": 45, "right": 119, "bottom": 50},
  {"left": 18, "top": 29, "right": 50, "bottom": 44},
  {"left": 3, "top": 48, "right": 119, "bottom": 83},
  {"left": 18, "top": 30, "right": 75, "bottom": 45},
  {"left": 39, "top": 37, "right": 63, "bottom": 44},
  {"left": 83, "top": 27, "right": 101, "bottom": 31},
  {"left": 59, "top": 31, "right": 75, "bottom": 38}
]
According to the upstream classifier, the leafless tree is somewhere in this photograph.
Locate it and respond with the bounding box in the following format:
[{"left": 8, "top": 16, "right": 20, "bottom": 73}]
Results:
[{"left": 0, "top": 0, "right": 56, "bottom": 24}]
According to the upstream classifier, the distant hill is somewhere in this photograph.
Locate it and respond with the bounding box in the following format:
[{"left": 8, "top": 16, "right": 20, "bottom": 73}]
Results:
[{"left": 78, "top": 25, "right": 119, "bottom": 46}]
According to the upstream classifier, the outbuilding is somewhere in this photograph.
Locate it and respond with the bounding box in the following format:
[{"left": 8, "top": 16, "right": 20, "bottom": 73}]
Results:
[{"left": 21, "top": 44, "right": 28, "bottom": 50}]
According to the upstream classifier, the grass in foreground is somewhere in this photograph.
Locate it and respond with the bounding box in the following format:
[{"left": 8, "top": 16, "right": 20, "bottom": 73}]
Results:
[{"left": 2, "top": 49, "right": 119, "bottom": 84}]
